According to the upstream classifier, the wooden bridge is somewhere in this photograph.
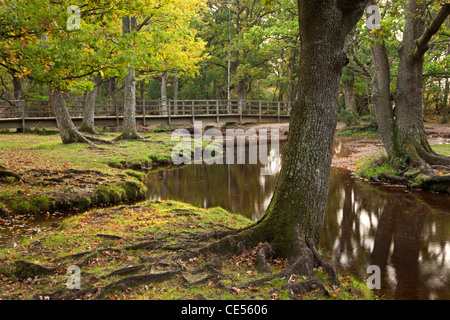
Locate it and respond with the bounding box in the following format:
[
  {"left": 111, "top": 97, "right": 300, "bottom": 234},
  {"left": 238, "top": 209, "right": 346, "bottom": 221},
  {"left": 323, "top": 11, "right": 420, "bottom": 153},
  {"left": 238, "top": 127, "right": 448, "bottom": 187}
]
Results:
[{"left": 0, "top": 99, "right": 291, "bottom": 130}]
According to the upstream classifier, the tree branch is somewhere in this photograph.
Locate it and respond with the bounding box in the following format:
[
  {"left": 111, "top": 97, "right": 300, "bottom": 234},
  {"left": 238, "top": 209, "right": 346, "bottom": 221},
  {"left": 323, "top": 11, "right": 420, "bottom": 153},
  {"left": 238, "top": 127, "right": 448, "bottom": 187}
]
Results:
[{"left": 414, "top": 3, "right": 450, "bottom": 59}]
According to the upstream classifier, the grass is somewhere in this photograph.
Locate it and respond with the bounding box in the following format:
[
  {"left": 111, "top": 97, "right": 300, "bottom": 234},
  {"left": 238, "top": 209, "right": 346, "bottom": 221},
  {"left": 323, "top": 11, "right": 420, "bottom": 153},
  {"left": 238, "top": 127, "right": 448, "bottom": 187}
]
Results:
[
  {"left": 336, "top": 125, "right": 380, "bottom": 138},
  {"left": 0, "top": 200, "right": 375, "bottom": 300},
  {"left": 433, "top": 143, "right": 450, "bottom": 156}
]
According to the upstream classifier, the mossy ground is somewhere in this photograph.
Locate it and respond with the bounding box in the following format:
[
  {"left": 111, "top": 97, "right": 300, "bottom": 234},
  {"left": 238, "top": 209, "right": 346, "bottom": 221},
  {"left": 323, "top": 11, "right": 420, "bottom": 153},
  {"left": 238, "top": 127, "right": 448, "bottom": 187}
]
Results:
[
  {"left": 0, "top": 129, "right": 180, "bottom": 216},
  {"left": 0, "top": 200, "right": 375, "bottom": 300}
]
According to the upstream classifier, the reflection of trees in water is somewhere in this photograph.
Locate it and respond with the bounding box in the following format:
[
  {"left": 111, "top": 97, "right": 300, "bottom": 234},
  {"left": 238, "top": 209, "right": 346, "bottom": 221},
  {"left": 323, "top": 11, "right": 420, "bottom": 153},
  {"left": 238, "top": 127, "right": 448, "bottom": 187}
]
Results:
[
  {"left": 321, "top": 171, "right": 450, "bottom": 300},
  {"left": 146, "top": 162, "right": 280, "bottom": 221}
]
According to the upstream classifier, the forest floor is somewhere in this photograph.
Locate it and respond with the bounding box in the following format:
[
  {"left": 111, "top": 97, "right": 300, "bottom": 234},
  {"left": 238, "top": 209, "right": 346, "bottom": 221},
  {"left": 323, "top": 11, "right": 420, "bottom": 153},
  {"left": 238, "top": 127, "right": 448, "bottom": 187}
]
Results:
[{"left": 0, "top": 200, "right": 374, "bottom": 300}]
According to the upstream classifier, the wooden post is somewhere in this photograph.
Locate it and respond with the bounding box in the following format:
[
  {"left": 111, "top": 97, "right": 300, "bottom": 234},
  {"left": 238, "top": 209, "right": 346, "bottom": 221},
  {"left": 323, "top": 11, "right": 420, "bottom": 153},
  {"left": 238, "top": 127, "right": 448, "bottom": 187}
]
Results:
[
  {"left": 21, "top": 100, "right": 26, "bottom": 131},
  {"left": 143, "top": 98, "right": 146, "bottom": 126},
  {"left": 239, "top": 100, "right": 243, "bottom": 123},
  {"left": 168, "top": 100, "right": 171, "bottom": 125},
  {"left": 192, "top": 100, "right": 195, "bottom": 124},
  {"left": 115, "top": 100, "right": 119, "bottom": 126},
  {"left": 259, "top": 101, "right": 262, "bottom": 123},
  {"left": 277, "top": 101, "right": 280, "bottom": 123},
  {"left": 216, "top": 100, "right": 219, "bottom": 123}
]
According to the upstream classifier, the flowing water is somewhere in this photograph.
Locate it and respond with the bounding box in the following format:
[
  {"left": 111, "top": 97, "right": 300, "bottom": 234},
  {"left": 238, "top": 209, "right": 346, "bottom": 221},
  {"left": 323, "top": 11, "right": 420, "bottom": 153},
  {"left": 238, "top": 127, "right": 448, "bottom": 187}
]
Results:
[{"left": 145, "top": 139, "right": 450, "bottom": 300}]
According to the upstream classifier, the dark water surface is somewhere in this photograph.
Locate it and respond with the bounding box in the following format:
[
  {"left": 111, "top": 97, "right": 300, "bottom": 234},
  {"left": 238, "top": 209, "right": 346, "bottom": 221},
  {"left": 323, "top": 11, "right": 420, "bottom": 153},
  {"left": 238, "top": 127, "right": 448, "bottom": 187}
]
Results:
[{"left": 146, "top": 140, "right": 450, "bottom": 300}]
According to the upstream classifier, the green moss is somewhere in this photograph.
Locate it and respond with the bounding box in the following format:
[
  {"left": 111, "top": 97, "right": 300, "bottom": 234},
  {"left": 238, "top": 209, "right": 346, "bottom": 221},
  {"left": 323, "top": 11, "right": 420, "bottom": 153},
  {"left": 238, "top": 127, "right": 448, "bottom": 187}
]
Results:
[
  {"left": 149, "top": 153, "right": 171, "bottom": 165},
  {"left": 356, "top": 152, "right": 397, "bottom": 180},
  {"left": 124, "top": 170, "right": 147, "bottom": 181}
]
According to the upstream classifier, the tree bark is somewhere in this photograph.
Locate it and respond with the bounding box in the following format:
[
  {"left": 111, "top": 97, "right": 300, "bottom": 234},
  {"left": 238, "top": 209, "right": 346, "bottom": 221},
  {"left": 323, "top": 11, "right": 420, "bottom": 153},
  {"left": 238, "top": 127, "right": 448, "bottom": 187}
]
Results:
[
  {"left": 370, "top": 0, "right": 450, "bottom": 167},
  {"left": 79, "top": 74, "right": 102, "bottom": 134}
]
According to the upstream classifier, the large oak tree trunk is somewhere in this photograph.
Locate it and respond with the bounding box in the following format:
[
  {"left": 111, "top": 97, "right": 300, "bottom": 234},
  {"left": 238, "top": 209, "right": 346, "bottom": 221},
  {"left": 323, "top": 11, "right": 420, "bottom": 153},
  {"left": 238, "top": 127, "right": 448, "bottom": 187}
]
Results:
[
  {"left": 394, "top": 0, "right": 450, "bottom": 167},
  {"left": 205, "top": 1, "right": 369, "bottom": 265},
  {"left": 252, "top": 0, "right": 367, "bottom": 255}
]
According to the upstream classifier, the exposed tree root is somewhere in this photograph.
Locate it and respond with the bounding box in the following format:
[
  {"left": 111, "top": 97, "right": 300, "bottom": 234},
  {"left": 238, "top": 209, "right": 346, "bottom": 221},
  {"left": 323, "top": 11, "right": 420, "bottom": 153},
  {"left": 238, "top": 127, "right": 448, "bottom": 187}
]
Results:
[
  {"left": 83, "top": 135, "right": 117, "bottom": 145},
  {"left": 13, "top": 261, "right": 59, "bottom": 279},
  {"left": 0, "top": 165, "right": 20, "bottom": 180},
  {"left": 113, "top": 133, "right": 151, "bottom": 142},
  {"left": 95, "top": 270, "right": 183, "bottom": 300}
]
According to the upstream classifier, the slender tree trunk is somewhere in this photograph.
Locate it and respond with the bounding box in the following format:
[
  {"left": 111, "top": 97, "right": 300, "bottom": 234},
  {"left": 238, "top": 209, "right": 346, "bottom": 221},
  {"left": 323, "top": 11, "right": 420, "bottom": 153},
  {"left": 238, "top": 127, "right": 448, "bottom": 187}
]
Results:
[
  {"left": 122, "top": 65, "right": 140, "bottom": 139},
  {"left": 11, "top": 72, "right": 26, "bottom": 132},
  {"left": 118, "top": 16, "right": 142, "bottom": 140},
  {"left": 441, "top": 46, "right": 449, "bottom": 124},
  {"left": 161, "top": 71, "right": 168, "bottom": 115},
  {"left": 79, "top": 74, "right": 102, "bottom": 134},
  {"left": 370, "top": 30, "right": 400, "bottom": 160},
  {"left": 342, "top": 69, "right": 356, "bottom": 112},
  {"left": 173, "top": 70, "right": 179, "bottom": 114}
]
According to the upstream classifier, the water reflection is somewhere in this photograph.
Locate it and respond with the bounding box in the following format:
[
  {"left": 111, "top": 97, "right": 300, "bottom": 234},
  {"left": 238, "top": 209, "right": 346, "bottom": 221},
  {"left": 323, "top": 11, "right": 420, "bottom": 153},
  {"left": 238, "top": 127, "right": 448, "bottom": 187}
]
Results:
[{"left": 146, "top": 140, "right": 450, "bottom": 300}]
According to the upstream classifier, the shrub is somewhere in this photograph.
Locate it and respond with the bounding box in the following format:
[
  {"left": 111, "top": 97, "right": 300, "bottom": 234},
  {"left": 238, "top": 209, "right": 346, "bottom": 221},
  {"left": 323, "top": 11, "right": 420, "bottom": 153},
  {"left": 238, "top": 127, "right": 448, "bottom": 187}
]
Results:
[{"left": 338, "top": 109, "right": 359, "bottom": 126}]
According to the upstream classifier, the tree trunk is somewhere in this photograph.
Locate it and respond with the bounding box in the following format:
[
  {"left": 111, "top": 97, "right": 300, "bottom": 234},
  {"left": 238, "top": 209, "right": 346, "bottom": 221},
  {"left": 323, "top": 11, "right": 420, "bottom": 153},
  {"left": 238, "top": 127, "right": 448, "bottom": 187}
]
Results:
[
  {"left": 117, "top": 16, "right": 142, "bottom": 140},
  {"left": 205, "top": 1, "right": 369, "bottom": 261},
  {"left": 342, "top": 69, "right": 356, "bottom": 112},
  {"left": 49, "top": 87, "right": 93, "bottom": 145},
  {"left": 237, "top": 79, "right": 246, "bottom": 114},
  {"left": 253, "top": 0, "right": 367, "bottom": 255},
  {"left": 173, "top": 71, "right": 179, "bottom": 115},
  {"left": 442, "top": 76, "right": 449, "bottom": 124},
  {"left": 121, "top": 65, "right": 140, "bottom": 139},
  {"left": 79, "top": 74, "right": 102, "bottom": 134},
  {"left": 161, "top": 71, "right": 168, "bottom": 115},
  {"left": 370, "top": 31, "right": 400, "bottom": 161},
  {"left": 394, "top": 0, "right": 450, "bottom": 167},
  {"left": 370, "top": 0, "right": 450, "bottom": 167},
  {"left": 441, "top": 45, "right": 449, "bottom": 124}
]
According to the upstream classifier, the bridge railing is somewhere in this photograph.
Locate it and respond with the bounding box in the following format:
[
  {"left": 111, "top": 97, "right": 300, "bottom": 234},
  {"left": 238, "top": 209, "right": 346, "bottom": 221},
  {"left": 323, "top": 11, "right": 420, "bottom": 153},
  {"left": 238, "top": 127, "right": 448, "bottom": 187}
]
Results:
[
  {"left": 0, "top": 99, "right": 292, "bottom": 129},
  {"left": 0, "top": 99, "right": 292, "bottom": 118}
]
